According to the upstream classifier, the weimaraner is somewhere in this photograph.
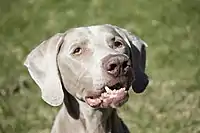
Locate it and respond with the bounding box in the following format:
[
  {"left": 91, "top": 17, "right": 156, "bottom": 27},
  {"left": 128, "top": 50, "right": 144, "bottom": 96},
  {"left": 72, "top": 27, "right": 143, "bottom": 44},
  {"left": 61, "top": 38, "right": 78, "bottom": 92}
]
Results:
[{"left": 24, "top": 24, "right": 149, "bottom": 133}]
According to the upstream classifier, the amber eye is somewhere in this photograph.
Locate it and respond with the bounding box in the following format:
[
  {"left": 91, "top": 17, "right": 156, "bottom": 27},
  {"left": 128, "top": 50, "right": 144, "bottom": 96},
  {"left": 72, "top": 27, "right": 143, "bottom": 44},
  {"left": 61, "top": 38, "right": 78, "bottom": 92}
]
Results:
[{"left": 72, "top": 47, "right": 82, "bottom": 55}]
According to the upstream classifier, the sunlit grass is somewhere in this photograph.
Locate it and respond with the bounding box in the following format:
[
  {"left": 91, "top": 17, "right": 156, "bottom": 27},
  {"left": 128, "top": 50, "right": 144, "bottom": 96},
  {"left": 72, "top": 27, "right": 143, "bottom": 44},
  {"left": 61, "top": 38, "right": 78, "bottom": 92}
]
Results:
[{"left": 0, "top": 0, "right": 199, "bottom": 133}]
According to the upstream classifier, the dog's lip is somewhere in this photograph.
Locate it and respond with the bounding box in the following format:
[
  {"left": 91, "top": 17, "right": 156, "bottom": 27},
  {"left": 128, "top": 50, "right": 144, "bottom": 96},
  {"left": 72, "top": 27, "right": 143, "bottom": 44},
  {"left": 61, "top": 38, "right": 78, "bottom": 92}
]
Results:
[
  {"left": 85, "top": 89, "right": 105, "bottom": 99},
  {"left": 85, "top": 84, "right": 129, "bottom": 108},
  {"left": 85, "top": 81, "right": 128, "bottom": 99},
  {"left": 106, "top": 82, "right": 127, "bottom": 91}
]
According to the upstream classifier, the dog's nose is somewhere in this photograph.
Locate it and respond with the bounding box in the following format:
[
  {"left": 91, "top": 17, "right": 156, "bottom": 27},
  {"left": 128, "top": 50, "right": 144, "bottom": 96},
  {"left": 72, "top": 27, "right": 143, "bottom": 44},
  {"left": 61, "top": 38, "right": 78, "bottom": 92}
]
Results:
[{"left": 102, "top": 54, "right": 131, "bottom": 77}]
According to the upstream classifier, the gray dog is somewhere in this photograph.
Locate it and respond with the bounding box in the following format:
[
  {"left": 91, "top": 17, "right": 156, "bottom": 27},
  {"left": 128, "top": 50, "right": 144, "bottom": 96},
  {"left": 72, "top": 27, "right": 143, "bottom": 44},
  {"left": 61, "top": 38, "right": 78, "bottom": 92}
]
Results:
[{"left": 24, "top": 24, "right": 149, "bottom": 133}]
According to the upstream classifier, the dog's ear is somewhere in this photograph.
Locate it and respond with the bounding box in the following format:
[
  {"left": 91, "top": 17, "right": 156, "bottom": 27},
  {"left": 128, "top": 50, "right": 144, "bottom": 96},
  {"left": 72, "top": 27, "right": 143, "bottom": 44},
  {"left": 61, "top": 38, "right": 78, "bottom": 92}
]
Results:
[
  {"left": 24, "top": 33, "right": 65, "bottom": 106},
  {"left": 111, "top": 25, "right": 149, "bottom": 93}
]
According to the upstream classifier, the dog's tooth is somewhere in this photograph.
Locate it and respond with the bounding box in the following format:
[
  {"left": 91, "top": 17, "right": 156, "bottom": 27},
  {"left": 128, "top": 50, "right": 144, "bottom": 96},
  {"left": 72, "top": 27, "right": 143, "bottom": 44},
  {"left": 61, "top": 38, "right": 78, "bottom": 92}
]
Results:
[
  {"left": 119, "top": 88, "right": 125, "bottom": 92},
  {"left": 118, "top": 89, "right": 122, "bottom": 93},
  {"left": 105, "top": 86, "right": 109, "bottom": 92},
  {"left": 105, "top": 86, "right": 112, "bottom": 93}
]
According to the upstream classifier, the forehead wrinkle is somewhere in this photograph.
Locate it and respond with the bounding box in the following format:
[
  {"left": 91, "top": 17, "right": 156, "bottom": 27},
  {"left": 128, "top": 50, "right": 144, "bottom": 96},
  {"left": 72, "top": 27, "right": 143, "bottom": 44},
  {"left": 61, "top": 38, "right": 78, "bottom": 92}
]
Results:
[
  {"left": 92, "top": 26, "right": 121, "bottom": 43},
  {"left": 86, "top": 27, "right": 104, "bottom": 47},
  {"left": 89, "top": 26, "right": 123, "bottom": 48},
  {"left": 63, "top": 28, "right": 91, "bottom": 47}
]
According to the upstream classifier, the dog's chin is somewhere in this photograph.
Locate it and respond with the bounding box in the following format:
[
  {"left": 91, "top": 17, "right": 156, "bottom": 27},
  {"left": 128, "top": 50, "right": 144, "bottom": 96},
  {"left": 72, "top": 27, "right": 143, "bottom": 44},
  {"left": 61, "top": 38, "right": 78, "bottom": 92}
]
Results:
[{"left": 85, "top": 84, "right": 130, "bottom": 108}]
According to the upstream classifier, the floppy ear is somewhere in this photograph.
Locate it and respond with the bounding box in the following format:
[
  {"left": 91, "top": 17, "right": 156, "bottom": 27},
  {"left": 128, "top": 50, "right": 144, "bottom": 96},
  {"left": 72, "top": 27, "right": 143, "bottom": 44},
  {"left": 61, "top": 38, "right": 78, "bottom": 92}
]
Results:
[
  {"left": 111, "top": 25, "right": 149, "bottom": 93},
  {"left": 24, "top": 33, "right": 65, "bottom": 106}
]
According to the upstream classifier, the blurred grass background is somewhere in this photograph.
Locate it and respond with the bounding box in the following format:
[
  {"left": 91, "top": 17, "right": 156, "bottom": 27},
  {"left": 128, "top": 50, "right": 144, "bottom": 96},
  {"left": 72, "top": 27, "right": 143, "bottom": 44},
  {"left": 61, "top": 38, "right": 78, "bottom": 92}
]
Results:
[{"left": 0, "top": 0, "right": 200, "bottom": 133}]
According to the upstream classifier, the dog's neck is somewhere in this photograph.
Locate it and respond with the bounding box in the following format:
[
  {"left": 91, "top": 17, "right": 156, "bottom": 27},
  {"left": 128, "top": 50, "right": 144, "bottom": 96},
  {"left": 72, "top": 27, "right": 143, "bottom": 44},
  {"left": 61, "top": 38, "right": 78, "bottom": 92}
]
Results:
[
  {"left": 75, "top": 99, "right": 114, "bottom": 133},
  {"left": 51, "top": 92, "right": 125, "bottom": 133}
]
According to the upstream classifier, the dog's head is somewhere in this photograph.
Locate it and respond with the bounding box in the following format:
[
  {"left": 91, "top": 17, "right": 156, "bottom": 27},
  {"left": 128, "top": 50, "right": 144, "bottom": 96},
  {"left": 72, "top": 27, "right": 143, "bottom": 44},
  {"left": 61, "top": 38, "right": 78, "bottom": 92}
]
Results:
[{"left": 24, "top": 24, "right": 149, "bottom": 108}]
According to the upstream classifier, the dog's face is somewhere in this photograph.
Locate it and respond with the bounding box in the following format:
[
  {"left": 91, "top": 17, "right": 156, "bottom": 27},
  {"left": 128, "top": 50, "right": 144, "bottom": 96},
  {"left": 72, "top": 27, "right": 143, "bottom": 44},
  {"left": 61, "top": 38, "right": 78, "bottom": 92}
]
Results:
[
  {"left": 24, "top": 24, "right": 149, "bottom": 108},
  {"left": 58, "top": 25, "right": 134, "bottom": 108}
]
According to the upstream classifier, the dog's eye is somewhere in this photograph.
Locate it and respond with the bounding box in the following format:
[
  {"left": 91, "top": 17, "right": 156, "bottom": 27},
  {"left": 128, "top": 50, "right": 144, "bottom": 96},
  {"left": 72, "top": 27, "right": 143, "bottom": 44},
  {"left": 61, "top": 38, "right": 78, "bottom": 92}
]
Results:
[
  {"left": 72, "top": 47, "right": 82, "bottom": 55},
  {"left": 114, "top": 41, "right": 123, "bottom": 48},
  {"left": 111, "top": 36, "right": 124, "bottom": 49}
]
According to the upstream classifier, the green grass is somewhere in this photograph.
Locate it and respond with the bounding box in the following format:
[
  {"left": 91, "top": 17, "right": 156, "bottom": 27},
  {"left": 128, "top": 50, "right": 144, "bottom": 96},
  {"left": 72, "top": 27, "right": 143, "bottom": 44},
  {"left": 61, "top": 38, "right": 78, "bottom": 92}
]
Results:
[{"left": 0, "top": 0, "right": 200, "bottom": 133}]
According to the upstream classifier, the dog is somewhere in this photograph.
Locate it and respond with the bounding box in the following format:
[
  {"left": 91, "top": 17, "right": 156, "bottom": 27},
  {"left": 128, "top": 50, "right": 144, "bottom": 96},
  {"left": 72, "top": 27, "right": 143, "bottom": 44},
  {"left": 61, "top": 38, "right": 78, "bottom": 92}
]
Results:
[{"left": 24, "top": 24, "right": 149, "bottom": 133}]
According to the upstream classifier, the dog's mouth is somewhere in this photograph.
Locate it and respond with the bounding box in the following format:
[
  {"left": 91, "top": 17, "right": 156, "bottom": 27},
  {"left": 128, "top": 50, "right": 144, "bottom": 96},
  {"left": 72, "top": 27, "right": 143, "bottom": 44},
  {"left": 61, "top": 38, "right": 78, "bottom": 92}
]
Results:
[{"left": 85, "top": 83, "right": 129, "bottom": 108}]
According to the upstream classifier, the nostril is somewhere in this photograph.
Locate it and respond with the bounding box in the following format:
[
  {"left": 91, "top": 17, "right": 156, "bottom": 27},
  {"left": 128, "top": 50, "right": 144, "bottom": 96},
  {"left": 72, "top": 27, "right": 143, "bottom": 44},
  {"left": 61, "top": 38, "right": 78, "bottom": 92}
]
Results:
[
  {"left": 108, "top": 63, "right": 117, "bottom": 71},
  {"left": 122, "top": 60, "right": 131, "bottom": 74},
  {"left": 122, "top": 61, "right": 128, "bottom": 69}
]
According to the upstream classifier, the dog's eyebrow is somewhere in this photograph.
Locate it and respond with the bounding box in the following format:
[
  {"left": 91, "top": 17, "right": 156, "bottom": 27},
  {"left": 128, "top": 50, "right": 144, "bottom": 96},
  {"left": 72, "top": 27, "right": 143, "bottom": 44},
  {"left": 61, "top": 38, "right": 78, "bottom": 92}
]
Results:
[
  {"left": 64, "top": 32, "right": 89, "bottom": 44},
  {"left": 71, "top": 39, "right": 89, "bottom": 45},
  {"left": 68, "top": 39, "right": 89, "bottom": 52}
]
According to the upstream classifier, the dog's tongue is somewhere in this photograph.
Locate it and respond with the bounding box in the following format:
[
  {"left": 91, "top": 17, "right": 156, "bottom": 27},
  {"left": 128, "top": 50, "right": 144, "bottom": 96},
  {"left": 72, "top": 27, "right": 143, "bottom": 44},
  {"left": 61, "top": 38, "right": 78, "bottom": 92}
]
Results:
[{"left": 86, "top": 87, "right": 127, "bottom": 107}]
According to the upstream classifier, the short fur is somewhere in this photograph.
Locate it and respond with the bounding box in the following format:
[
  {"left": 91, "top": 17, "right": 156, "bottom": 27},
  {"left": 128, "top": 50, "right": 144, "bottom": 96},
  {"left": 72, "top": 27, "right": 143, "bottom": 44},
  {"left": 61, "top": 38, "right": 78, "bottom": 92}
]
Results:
[{"left": 24, "top": 24, "right": 149, "bottom": 133}]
